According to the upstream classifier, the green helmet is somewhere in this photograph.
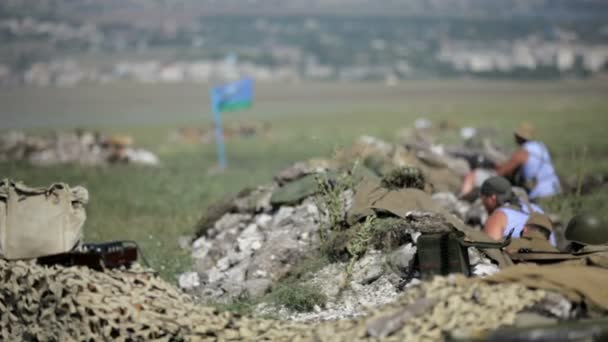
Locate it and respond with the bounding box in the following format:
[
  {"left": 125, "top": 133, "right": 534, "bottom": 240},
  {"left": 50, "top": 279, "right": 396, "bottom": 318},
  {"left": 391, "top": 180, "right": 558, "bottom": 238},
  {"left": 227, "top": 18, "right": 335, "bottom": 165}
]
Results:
[{"left": 564, "top": 214, "right": 608, "bottom": 245}]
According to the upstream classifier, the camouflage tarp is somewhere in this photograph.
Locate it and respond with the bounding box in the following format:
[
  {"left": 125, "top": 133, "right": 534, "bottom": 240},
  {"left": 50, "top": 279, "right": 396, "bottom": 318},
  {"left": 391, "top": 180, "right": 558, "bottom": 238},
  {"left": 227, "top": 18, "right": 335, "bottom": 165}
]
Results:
[{"left": 2, "top": 259, "right": 565, "bottom": 341}]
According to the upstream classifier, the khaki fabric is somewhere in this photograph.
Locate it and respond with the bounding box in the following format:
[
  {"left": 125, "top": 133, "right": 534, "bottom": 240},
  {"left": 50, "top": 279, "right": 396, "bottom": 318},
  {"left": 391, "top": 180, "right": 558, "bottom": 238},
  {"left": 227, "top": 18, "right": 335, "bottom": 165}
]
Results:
[
  {"left": 348, "top": 179, "right": 514, "bottom": 268},
  {"left": 578, "top": 244, "right": 608, "bottom": 254},
  {"left": 392, "top": 147, "right": 462, "bottom": 192},
  {"left": 505, "top": 232, "right": 559, "bottom": 255},
  {"left": 0, "top": 179, "right": 88, "bottom": 259},
  {"left": 574, "top": 247, "right": 608, "bottom": 268},
  {"left": 508, "top": 244, "right": 608, "bottom": 264},
  {"left": 508, "top": 252, "right": 580, "bottom": 262},
  {"left": 525, "top": 213, "right": 553, "bottom": 232},
  {"left": 587, "top": 252, "right": 608, "bottom": 268},
  {"left": 452, "top": 220, "right": 514, "bottom": 269},
  {"left": 348, "top": 178, "right": 445, "bottom": 224},
  {"left": 483, "top": 264, "right": 608, "bottom": 311}
]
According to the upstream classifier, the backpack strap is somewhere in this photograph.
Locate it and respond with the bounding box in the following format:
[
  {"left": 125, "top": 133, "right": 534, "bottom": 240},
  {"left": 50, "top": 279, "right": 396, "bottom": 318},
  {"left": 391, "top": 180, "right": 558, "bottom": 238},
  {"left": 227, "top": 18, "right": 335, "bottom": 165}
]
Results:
[{"left": 501, "top": 202, "right": 528, "bottom": 214}]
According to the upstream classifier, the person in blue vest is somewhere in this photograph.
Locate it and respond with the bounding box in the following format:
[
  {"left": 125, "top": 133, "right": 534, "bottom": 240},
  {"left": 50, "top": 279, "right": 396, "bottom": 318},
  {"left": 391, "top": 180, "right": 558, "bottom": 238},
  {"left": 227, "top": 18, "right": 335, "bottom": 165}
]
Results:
[
  {"left": 460, "top": 122, "right": 561, "bottom": 200},
  {"left": 480, "top": 176, "right": 556, "bottom": 246}
]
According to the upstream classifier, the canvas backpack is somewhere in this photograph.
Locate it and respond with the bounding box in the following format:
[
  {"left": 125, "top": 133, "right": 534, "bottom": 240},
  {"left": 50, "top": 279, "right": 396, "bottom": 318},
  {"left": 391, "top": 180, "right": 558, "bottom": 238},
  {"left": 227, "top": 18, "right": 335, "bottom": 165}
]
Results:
[{"left": 0, "top": 179, "right": 88, "bottom": 259}]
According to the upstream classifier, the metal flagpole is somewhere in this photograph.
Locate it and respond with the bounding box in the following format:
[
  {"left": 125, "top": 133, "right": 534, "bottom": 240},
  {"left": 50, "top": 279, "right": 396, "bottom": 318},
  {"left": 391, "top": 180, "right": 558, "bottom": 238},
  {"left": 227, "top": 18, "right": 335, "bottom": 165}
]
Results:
[{"left": 210, "top": 88, "right": 227, "bottom": 170}]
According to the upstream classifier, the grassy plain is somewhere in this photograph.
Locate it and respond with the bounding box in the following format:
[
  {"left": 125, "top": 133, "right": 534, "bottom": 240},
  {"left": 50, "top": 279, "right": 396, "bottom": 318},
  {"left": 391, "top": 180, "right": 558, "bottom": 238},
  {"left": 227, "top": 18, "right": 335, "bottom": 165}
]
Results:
[{"left": 1, "top": 80, "right": 607, "bottom": 281}]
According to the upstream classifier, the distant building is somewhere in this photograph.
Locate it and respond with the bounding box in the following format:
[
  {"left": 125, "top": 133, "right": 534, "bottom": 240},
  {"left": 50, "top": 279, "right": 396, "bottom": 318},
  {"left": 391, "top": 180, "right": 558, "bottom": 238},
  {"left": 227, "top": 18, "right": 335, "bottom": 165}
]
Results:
[
  {"left": 556, "top": 48, "right": 575, "bottom": 71},
  {"left": 159, "top": 64, "right": 185, "bottom": 83}
]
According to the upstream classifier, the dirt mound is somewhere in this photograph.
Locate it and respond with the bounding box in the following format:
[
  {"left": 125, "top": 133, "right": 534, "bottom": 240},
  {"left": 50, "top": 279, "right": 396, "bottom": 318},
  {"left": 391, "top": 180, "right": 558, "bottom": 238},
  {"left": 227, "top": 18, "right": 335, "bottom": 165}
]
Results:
[
  {"left": 179, "top": 135, "right": 504, "bottom": 321},
  {"left": 181, "top": 128, "right": 572, "bottom": 322},
  {"left": 0, "top": 130, "right": 159, "bottom": 167},
  {"left": 169, "top": 121, "right": 272, "bottom": 145}
]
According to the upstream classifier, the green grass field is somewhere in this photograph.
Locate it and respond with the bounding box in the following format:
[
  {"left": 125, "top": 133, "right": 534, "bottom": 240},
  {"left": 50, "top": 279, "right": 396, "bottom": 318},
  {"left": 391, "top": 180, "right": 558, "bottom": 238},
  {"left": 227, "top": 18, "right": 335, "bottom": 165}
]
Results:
[{"left": 1, "top": 80, "right": 607, "bottom": 281}]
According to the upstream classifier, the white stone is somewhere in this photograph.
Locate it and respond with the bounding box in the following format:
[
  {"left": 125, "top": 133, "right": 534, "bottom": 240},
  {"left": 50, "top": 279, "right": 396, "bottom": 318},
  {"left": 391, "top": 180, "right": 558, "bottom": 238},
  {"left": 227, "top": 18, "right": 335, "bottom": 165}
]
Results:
[
  {"left": 192, "top": 236, "right": 209, "bottom": 249},
  {"left": 178, "top": 272, "right": 200, "bottom": 290},
  {"left": 191, "top": 237, "right": 212, "bottom": 259},
  {"left": 467, "top": 247, "right": 483, "bottom": 265},
  {"left": 217, "top": 256, "right": 231, "bottom": 271},
  {"left": 237, "top": 223, "right": 264, "bottom": 253},
  {"left": 205, "top": 267, "right": 224, "bottom": 284},
  {"left": 254, "top": 269, "right": 268, "bottom": 278},
  {"left": 405, "top": 278, "right": 421, "bottom": 288},
  {"left": 305, "top": 202, "right": 319, "bottom": 216},
  {"left": 255, "top": 214, "right": 273, "bottom": 229},
  {"left": 273, "top": 206, "right": 295, "bottom": 226},
  {"left": 214, "top": 213, "right": 252, "bottom": 232},
  {"left": 472, "top": 263, "right": 500, "bottom": 276},
  {"left": 389, "top": 243, "right": 417, "bottom": 272},
  {"left": 351, "top": 250, "right": 385, "bottom": 285},
  {"left": 124, "top": 148, "right": 160, "bottom": 166}
]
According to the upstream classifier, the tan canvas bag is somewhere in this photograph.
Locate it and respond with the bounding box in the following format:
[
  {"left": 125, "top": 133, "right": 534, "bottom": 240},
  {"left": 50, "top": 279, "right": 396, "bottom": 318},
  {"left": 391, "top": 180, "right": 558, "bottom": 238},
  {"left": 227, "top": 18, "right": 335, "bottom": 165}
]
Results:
[{"left": 0, "top": 179, "right": 88, "bottom": 259}]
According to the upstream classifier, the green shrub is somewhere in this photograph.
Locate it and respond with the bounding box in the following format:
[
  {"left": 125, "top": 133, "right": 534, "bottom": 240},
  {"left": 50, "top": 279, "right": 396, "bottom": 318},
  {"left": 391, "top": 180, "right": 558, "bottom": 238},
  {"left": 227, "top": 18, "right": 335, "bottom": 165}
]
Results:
[
  {"left": 314, "top": 165, "right": 359, "bottom": 239},
  {"left": 270, "top": 283, "right": 327, "bottom": 312},
  {"left": 381, "top": 166, "right": 426, "bottom": 190}
]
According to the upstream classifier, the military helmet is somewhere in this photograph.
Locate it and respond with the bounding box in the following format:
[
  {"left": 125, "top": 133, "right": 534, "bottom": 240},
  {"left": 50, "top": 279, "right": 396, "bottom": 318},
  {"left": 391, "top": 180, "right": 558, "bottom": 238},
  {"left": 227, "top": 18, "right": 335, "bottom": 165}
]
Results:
[
  {"left": 480, "top": 176, "right": 516, "bottom": 205},
  {"left": 480, "top": 176, "right": 511, "bottom": 197},
  {"left": 564, "top": 214, "right": 608, "bottom": 245}
]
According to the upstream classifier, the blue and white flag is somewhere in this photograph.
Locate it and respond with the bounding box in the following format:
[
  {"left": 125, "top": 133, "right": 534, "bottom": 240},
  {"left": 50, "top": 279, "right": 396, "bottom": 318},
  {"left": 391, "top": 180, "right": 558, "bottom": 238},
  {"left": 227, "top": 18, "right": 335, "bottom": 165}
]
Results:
[{"left": 212, "top": 78, "right": 254, "bottom": 112}]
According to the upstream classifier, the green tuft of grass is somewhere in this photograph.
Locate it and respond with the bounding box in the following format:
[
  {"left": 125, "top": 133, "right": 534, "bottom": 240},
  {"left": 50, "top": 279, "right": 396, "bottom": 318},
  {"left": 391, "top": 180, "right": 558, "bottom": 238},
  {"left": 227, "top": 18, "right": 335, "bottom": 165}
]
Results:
[
  {"left": 320, "top": 215, "right": 413, "bottom": 264},
  {"left": 214, "top": 296, "right": 258, "bottom": 317},
  {"left": 283, "top": 254, "right": 332, "bottom": 281},
  {"left": 213, "top": 254, "right": 330, "bottom": 315},
  {"left": 269, "top": 282, "right": 327, "bottom": 313},
  {"left": 314, "top": 164, "right": 361, "bottom": 241},
  {"left": 319, "top": 228, "right": 357, "bottom": 262}
]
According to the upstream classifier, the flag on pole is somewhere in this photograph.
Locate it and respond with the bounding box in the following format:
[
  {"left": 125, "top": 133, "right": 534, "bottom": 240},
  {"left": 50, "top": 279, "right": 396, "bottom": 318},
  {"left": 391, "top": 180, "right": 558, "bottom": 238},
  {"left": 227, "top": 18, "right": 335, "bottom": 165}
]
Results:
[
  {"left": 212, "top": 78, "right": 254, "bottom": 113},
  {"left": 210, "top": 78, "right": 254, "bottom": 170}
]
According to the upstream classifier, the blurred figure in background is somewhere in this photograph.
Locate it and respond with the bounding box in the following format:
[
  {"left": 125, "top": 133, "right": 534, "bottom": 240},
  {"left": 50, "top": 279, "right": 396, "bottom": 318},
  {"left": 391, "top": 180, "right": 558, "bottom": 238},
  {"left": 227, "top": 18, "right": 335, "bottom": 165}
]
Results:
[{"left": 460, "top": 122, "right": 561, "bottom": 201}]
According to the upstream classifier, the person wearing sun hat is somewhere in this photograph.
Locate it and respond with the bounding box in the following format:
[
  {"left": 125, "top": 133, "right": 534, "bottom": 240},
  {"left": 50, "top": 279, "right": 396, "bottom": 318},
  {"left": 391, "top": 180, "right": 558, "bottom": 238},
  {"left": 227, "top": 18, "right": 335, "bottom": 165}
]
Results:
[{"left": 460, "top": 122, "right": 561, "bottom": 200}]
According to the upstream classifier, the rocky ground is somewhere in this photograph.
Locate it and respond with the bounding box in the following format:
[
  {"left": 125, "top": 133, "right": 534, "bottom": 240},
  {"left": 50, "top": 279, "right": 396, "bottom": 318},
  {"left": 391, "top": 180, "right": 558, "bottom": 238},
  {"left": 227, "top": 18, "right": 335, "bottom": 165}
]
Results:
[
  {"left": 177, "top": 126, "right": 608, "bottom": 322},
  {"left": 177, "top": 130, "right": 509, "bottom": 322},
  {"left": 0, "top": 130, "right": 159, "bottom": 167}
]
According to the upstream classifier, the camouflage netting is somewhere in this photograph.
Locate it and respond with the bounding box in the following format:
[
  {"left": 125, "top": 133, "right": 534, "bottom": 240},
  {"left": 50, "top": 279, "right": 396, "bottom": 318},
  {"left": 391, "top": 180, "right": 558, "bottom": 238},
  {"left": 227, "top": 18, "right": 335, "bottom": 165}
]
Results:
[
  {"left": 315, "top": 275, "right": 550, "bottom": 341},
  {"left": 0, "top": 259, "right": 306, "bottom": 341},
  {"left": 1, "top": 257, "right": 560, "bottom": 341}
]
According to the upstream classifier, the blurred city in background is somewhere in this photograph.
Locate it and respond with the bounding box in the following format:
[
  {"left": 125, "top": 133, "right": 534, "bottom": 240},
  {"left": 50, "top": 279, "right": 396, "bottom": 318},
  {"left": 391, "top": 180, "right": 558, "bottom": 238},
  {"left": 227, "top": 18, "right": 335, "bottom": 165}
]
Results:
[{"left": 2, "top": 0, "right": 608, "bottom": 87}]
